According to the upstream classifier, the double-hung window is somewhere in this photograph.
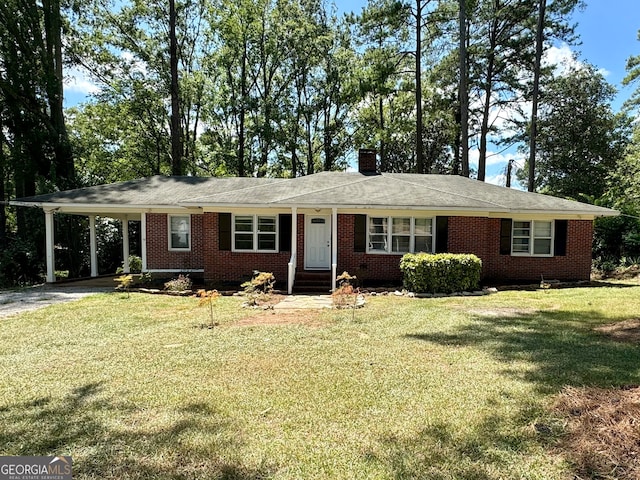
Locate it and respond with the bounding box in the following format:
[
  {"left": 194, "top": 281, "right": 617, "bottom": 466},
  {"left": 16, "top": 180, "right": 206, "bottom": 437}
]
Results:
[
  {"left": 512, "top": 220, "right": 553, "bottom": 256},
  {"left": 391, "top": 218, "right": 411, "bottom": 253},
  {"left": 169, "top": 215, "right": 191, "bottom": 250},
  {"left": 233, "top": 215, "right": 278, "bottom": 252},
  {"left": 368, "top": 216, "right": 433, "bottom": 254}
]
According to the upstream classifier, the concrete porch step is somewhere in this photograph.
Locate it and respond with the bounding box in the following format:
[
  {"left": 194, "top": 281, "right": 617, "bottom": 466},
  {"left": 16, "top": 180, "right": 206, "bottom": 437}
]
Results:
[{"left": 293, "top": 271, "right": 332, "bottom": 294}]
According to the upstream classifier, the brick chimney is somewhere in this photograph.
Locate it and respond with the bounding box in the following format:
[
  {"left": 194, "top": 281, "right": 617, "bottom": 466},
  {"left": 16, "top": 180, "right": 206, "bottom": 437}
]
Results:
[{"left": 358, "top": 149, "right": 378, "bottom": 175}]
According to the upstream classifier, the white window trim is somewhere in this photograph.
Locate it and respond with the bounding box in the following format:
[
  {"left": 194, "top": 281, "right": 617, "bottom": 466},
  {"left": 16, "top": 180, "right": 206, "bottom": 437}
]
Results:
[
  {"left": 366, "top": 216, "right": 435, "bottom": 255},
  {"left": 168, "top": 214, "right": 191, "bottom": 251},
  {"left": 232, "top": 214, "right": 279, "bottom": 253},
  {"left": 511, "top": 220, "right": 554, "bottom": 257}
]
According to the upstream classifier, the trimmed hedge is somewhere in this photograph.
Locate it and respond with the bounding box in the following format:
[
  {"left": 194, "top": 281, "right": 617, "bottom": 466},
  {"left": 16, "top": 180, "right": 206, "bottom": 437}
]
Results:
[{"left": 400, "top": 253, "right": 482, "bottom": 294}]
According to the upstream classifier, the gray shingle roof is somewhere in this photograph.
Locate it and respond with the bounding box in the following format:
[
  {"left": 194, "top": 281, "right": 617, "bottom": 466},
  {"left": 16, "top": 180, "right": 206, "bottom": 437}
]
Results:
[
  {"left": 14, "top": 175, "right": 281, "bottom": 206},
  {"left": 12, "top": 172, "right": 617, "bottom": 217}
]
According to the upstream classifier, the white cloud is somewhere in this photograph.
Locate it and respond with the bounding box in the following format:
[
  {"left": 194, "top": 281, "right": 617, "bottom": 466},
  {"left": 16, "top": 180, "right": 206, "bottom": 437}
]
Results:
[
  {"left": 64, "top": 67, "right": 100, "bottom": 95},
  {"left": 469, "top": 148, "right": 525, "bottom": 169},
  {"left": 543, "top": 42, "right": 609, "bottom": 77},
  {"left": 485, "top": 173, "right": 506, "bottom": 186}
]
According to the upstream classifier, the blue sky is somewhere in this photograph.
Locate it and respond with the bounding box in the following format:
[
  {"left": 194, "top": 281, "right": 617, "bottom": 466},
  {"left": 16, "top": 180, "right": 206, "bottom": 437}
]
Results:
[
  {"left": 64, "top": 0, "right": 640, "bottom": 185},
  {"left": 571, "top": 0, "right": 639, "bottom": 109}
]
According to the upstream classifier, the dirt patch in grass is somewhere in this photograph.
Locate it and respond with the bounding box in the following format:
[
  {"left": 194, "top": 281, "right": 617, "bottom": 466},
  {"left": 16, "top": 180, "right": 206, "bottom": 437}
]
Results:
[
  {"left": 595, "top": 318, "right": 640, "bottom": 344},
  {"left": 554, "top": 385, "right": 640, "bottom": 479},
  {"left": 466, "top": 307, "right": 539, "bottom": 318},
  {"left": 233, "top": 310, "right": 326, "bottom": 328}
]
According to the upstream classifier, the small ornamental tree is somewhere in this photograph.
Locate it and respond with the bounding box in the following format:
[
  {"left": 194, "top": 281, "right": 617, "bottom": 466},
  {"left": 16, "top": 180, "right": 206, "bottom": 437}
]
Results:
[
  {"left": 332, "top": 271, "right": 358, "bottom": 309},
  {"left": 241, "top": 271, "right": 275, "bottom": 306},
  {"left": 114, "top": 274, "right": 134, "bottom": 297},
  {"left": 197, "top": 289, "right": 220, "bottom": 328}
]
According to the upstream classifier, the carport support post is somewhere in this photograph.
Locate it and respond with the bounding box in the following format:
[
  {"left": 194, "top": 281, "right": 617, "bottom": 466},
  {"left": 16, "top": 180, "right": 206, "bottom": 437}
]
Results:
[
  {"left": 44, "top": 209, "right": 55, "bottom": 283},
  {"left": 141, "top": 213, "right": 147, "bottom": 272},
  {"left": 122, "top": 216, "right": 130, "bottom": 274},
  {"left": 331, "top": 208, "right": 337, "bottom": 292},
  {"left": 89, "top": 215, "right": 98, "bottom": 277}
]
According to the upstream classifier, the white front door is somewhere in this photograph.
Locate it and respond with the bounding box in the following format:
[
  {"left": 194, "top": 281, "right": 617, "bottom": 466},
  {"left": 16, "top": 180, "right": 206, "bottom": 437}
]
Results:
[{"left": 305, "top": 215, "right": 331, "bottom": 270}]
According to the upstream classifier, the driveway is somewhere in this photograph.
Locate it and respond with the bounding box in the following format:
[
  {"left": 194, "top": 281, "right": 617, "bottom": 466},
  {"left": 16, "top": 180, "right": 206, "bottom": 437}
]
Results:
[{"left": 0, "top": 285, "right": 111, "bottom": 318}]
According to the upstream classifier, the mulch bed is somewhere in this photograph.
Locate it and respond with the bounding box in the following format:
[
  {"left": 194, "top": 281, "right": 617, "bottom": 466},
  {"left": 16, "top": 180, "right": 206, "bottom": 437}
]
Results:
[{"left": 554, "top": 385, "right": 640, "bottom": 479}]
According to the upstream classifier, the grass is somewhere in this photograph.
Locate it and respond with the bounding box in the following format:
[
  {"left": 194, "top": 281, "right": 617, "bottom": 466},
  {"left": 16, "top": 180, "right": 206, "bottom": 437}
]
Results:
[{"left": 1, "top": 285, "right": 640, "bottom": 479}]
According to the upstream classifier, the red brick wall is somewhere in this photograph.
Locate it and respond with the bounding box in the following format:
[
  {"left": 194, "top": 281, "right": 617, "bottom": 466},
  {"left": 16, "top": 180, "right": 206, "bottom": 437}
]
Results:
[
  {"left": 202, "top": 212, "right": 297, "bottom": 284},
  {"left": 337, "top": 214, "right": 404, "bottom": 283},
  {"left": 448, "top": 217, "right": 593, "bottom": 282},
  {"left": 146, "top": 213, "right": 204, "bottom": 270},
  {"left": 337, "top": 214, "right": 594, "bottom": 284},
  {"left": 147, "top": 212, "right": 594, "bottom": 285}
]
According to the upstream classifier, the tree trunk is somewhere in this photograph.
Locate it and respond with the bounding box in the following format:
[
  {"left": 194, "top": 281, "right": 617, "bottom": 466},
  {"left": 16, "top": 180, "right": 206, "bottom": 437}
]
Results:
[
  {"left": 237, "top": 44, "right": 248, "bottom": 177},
  {"left": 528, "top": 0, "right": 546, "bottom": 192},
  {"left": 323, "top": 105, "right": 332, "bottom": 171},
  {"left": 42, "top": 0, "right": 74, "bottom": 187},
  {"left": 305, "top": 118, "right": 314, "bottom": 175},
  {"left": 459, "top": 0, "right": 469, "bottom": 177},
  {"left": 478, "top": 33, "right": 496, "bottom": 182},
  {"left": 169, "top": 0, "right": 182, "bottom": 176},
  {"left": 379, "top": 95, "right": 386, "bottom": 172},
  {"left": 0, "top": 126, "right": 6, "bottom": 247},
  {"left": 415, "top": 0, "right": 424, "bottom": 174}
]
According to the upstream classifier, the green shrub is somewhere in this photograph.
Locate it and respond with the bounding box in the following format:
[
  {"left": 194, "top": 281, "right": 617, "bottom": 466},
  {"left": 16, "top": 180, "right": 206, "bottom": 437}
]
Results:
[
  {"left": 400, "top": 253, "right": 482, "bottom": 294},
  {"left": 0, "top": 237, "right": 42, "bottom": 287},
  {"left": 116, "top": 255, "right": 142, "bottom": 274}
]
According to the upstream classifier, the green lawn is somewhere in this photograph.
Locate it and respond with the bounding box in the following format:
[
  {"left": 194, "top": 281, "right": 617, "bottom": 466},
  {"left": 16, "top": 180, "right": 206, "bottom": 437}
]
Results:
[{"left": 1, "top": 285, "right": 640, "bottom": 479}]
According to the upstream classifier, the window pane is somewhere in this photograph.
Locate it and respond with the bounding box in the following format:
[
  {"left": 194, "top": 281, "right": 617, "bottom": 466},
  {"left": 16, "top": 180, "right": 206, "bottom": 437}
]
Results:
[
  {"left": 170, "top": 216, "right": 189, "bottom": 249},
  {"left": 512, "top": 238, "right": 529, "bottom": 253},
  {"left": 534, "top": 221, "right": 552, "bottom": 237},
  {"left": 392, "top": 218, "right": 411, "bottom": 234},
  {"left": 235, "top": 216, "right": 253, "bottom": 232},
  {"left": 369, "top": 217, "right": 387, "bottom": 234},
  {"left": 369, "top": 234, "right": 387, "bottom": 251},
  {"left": 392, "top": 236, "right": 410, "bottom": 253},
  {"left": 171, "top": 233, "right": 189, "bottom": 249},
  {"left": 235, "top": 233, "right": 253, "bottom": 250},
  {"left": 170, "top": 216, "right": 189, "bottom": 233},
  {"left": 534, "top": 238, "right": 552, "bottom": 255},
  {"left": 258, "top": 216, "right": 276, "bottom": 233},
  {"left": 513, "top": 221, "right": 530, "bottom": 237},
  {"left": 414, "top": 218, "right": 432, "bottom": 235},
  {"left": 414, "top": 236, "right": 432, "bottom": 253},
  {"left": 258, "top": 234, "right": 276, "bottom": 251}
]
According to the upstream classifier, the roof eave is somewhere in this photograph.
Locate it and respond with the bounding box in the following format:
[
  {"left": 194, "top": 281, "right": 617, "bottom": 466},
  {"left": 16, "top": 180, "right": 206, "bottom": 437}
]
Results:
[
  {"left": 184, "top": 202, "right": 618, "bottom": 219},
  {"left": 9, "top": 200, "right": 201, "bottom": 213}
]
